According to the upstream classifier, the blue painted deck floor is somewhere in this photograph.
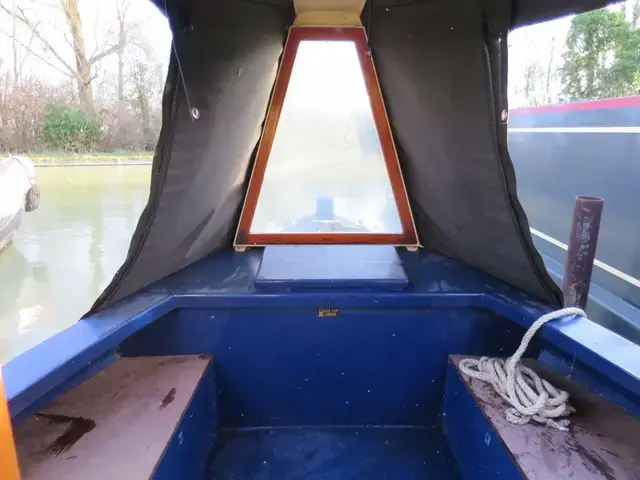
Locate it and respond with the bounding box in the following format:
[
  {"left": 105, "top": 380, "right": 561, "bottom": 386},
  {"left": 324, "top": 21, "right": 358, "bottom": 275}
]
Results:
[{"left": 206, "top": 426, "right": 460, "bottom": 479}]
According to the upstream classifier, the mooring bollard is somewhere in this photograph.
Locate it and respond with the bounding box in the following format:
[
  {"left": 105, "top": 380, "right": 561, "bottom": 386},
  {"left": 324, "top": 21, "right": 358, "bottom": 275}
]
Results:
[{"left": 562, "top": 195, "right": 604, "bottom": 309}]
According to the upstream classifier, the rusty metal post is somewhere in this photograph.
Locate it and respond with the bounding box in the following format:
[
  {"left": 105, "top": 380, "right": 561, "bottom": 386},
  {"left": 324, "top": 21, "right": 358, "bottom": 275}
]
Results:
[{"left": 562, "top": 196, "right": 604, "bottom": 309}]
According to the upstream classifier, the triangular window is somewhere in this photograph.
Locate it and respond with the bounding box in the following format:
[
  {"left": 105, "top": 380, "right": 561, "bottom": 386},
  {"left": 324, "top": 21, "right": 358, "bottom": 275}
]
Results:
[{"left": 234, "top": 27, "right": 418, "bottom": 247}]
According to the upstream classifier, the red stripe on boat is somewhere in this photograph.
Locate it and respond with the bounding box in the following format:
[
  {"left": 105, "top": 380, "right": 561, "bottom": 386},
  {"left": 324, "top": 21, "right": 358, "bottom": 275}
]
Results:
[{"left": 511, "top": 96, "right": 640, "bottom": 115}]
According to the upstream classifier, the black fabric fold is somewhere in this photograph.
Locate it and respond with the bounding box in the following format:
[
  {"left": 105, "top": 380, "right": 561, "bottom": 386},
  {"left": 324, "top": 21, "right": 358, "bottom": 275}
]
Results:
[
  {"left": 367, "top": 0, "right": 561, "bottom": 304},
  {"left": 90, "top": 0, "right": 292, "bottom": 312}
]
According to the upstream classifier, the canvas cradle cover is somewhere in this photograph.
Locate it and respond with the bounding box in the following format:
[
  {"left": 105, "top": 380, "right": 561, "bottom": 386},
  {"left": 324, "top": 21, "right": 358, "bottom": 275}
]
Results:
[{"left": 90, "top": 0, "right": 609, "bottom": 314}]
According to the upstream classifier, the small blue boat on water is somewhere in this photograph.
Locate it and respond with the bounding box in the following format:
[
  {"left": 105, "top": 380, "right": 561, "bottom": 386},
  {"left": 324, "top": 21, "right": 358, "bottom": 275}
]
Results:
[{"left": 1, "top": 0, "right": 639, "bottom": 479}]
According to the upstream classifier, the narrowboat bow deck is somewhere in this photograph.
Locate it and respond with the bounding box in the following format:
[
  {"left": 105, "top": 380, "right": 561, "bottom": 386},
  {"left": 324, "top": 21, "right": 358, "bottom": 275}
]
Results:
[
  {"left": 3, "top": 247, "right": 640, "bottom": 479},
  {"left": 2, "top": 0, "right": 640, "bottom": 478}
]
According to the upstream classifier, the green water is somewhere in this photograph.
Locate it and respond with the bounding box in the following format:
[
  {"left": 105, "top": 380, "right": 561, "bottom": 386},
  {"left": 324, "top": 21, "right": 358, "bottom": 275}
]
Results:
[{"left": 0, "top": 166, "right": 150, "bottom": 363}]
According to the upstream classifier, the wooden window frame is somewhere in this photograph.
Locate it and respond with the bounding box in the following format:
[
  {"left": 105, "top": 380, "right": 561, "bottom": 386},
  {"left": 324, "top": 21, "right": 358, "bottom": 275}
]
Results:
[{"left": 234, "top": 26, "right": 419, "bottom": 247}]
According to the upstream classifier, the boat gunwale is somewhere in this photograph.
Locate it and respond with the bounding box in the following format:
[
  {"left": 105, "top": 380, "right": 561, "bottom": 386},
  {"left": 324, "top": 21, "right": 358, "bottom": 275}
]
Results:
[{"left": 4, "top": 254, "right": 639, "bottom": 425}]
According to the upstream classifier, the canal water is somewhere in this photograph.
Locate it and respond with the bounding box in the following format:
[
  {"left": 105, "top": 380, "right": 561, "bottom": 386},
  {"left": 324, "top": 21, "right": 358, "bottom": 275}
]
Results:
[{"left": 0, "top": 166, "right": 150, "bottom": 363}]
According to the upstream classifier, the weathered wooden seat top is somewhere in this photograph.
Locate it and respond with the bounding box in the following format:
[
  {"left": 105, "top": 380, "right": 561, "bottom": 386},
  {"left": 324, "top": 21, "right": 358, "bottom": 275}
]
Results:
[
  {"left": 15, "top": 355, "right": 212, "bottom": 480},
  {"left": 450, "top": 355, "right": 640, "bottom": 480}
]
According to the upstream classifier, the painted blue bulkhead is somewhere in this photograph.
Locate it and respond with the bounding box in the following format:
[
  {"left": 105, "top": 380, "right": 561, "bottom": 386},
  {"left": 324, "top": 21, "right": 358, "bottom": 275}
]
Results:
[
  {"left": 3, "top": 247, "right": 640, "bottom": 478},
  {"left": 120, "top": 301, "right": 521, "bottom": 427}
]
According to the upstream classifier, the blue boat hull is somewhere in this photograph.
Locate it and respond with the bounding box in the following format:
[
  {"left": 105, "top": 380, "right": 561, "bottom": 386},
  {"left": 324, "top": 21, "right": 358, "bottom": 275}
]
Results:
[{"left": 4, "top": 247, "right": 640, "bottom": 479}]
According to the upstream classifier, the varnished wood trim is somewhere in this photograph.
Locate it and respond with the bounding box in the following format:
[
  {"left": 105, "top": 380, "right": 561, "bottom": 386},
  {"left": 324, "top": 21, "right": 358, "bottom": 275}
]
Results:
[
  {"left": 243, "top": 232, "right": 416, "bottom": 246},
  {"left": 234, "top": 26, "right": 420, "bottom": 247},
  {"left": 293, "top": 11, "right": 363, "bottom": 26},
  {"left": 293, "top": 0, "right": 366, "bottom": 16}
]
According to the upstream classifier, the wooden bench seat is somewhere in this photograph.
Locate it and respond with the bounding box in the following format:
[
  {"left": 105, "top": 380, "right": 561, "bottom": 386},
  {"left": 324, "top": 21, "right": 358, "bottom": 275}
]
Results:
[
  {"left": 15, "top": 355, "right": 215, "bottom": 480},
  {"left": 446, "top": 355, "right": 640, "bottom": 480}
]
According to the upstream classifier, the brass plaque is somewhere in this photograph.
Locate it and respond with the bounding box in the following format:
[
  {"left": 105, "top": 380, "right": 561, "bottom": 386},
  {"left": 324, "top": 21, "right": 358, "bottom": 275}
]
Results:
[{"left": 317, "top": 308, "right": 339, "bottom": 318}]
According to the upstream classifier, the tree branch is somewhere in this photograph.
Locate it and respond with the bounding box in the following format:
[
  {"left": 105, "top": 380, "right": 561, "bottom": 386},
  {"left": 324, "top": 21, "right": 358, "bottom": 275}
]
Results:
[
  {"left": 89, "top": 44, "right": 119, "bottom": 65},
  {"left": 0, "top": 3, "right": 77, "bottom": 78},
  {"left": 0, "top": 28, "right": 72, "bottom": 79},
  {"left": 16, "top": 22, "right": 39, "bottom": 81}
]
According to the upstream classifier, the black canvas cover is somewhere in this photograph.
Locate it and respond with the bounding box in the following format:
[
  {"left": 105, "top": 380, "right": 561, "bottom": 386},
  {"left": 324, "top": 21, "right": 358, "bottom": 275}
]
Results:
[
  {"left": 92, "top": 0, "right": 292, "bottom": 310},
  {"left": 90, "top": 0, "right": 609, "bottom": 313}
]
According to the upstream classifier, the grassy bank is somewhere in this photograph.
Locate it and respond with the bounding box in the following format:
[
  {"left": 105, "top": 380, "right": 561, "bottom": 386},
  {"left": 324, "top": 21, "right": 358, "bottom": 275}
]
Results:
[{"left": 5, "top": 152, "right": 154, "bottom": 165}]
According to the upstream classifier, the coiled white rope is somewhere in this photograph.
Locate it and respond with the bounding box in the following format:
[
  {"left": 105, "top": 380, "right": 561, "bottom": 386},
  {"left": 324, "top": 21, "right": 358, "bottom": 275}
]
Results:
[{"left": 459, "top": 307, "right": 586, "bottom": 431}]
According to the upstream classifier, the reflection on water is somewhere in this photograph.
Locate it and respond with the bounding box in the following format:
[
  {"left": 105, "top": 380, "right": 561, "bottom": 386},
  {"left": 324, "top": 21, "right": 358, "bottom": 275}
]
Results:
[{"left": 0, "top": 166, "right": 150, "bottom": 363}]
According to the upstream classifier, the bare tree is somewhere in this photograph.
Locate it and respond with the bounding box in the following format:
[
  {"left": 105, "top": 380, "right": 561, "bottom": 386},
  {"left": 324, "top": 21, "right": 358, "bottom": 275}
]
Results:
[
  {"left": 11, "top": 0, "right": 19, "bottom": 83},
  {"left": 544, "top": 38, "right": 557, "bottom": 104},
  {"left": 0, "top": 0, "right": 119, "bottom": 114},
  {"left": 113, "top": 0, "right": 150, "bottom": 130},
  {"left": 129, "top": 58, "right": 152, "bottom": 146},
  {"left": 631, "top": 0, "right": 640, "bottom": 27},
  {"left": 116, "top": 0, "right": 128, "bottom": 128},
  {"left": 0, "top": 0, "right": 169, "bottom": 153},
  {"left": 7, "top": 0, "right": 36, "bottom": 84},
  {"left": 60, "top": 0, "right": 95, "bottom": 113}
]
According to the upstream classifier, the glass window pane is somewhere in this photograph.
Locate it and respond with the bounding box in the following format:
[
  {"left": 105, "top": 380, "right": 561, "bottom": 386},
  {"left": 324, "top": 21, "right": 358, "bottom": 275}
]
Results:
[{"left": 250, "top": 40, "right": 403, "bottom": 235}]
